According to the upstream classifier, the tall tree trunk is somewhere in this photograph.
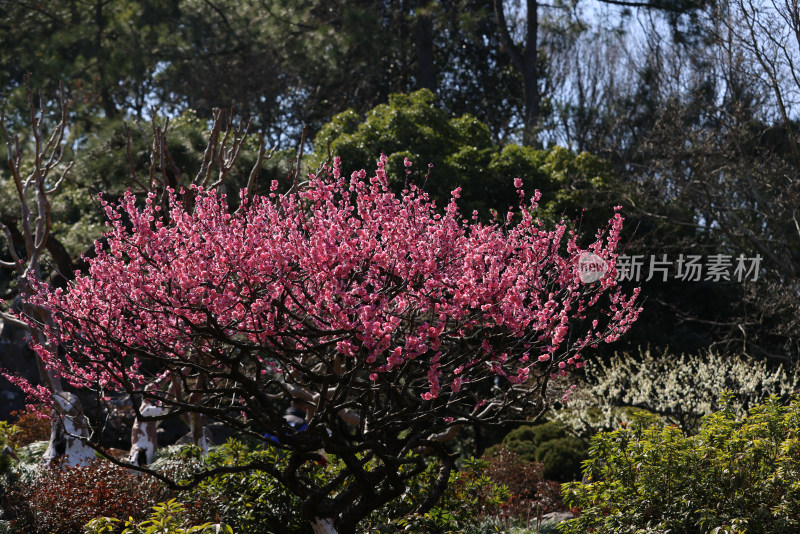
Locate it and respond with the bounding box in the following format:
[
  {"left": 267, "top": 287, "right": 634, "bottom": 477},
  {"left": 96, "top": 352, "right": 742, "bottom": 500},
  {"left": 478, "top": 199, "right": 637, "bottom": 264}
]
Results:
[
  {"left": 127, "top": 398, "right": 168, "bottom": 466},
  {"left": 522, "top": 0, "right": 539, "bottom": 146},
  {"left": 311, "top": 518, "right": 337, "bottom": 534},
  {"left": 95, "top": 0, "right": 118, "bottom": 119},
  {"left": 188, "top": 372, "right": 211, "bottom": 452},
  {"left": 189, "top": 411, "right": 211, "bottom": 453},
  {"left": 494, "top": 0, "right": 540, "bottom": 145},
  {"left": 23, "top": 301, "right": 94, "bottom": 466},
  {"left": 41, "top": 392, "right": 95, "bottom": 466},
  {"left": 416, "top": 9, "right": 436, "bottom": 91}
]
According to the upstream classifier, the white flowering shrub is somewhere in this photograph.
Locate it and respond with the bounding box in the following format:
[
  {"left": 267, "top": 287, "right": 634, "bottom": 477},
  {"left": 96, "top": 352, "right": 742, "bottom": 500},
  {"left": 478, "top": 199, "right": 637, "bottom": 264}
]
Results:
[{"left": 552, "top": 347, "right": 800, "bottom": 436}]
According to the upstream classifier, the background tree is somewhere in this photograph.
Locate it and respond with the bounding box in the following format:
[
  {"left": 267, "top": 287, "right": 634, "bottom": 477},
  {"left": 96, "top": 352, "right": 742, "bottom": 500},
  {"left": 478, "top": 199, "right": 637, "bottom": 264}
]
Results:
[
  {"left": 560, "top": 0, "right": 800, "bottom": 359},
  {"left": 0, "top": 0, "right": 528, "bottom": 144},
  {"left": 0, "top": 79, "right": 95, "bottom": 465},
  {"left": 311, "top": 89, "right": 619, "bottom": 230},
  {"left": 551, "top": 347, "right": 800, "bottom": 436},
  {"left": 0, "top": 0, "right": 179, "bottom": 124},
  {"left": 494, "top": 0, "right": 542, "bottom": 145}
]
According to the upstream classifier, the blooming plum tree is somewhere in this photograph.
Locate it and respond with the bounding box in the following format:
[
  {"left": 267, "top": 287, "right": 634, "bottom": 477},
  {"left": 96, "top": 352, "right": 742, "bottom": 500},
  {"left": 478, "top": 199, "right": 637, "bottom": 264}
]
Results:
[
  {"left": 21, "top": 154, "right": 640, "bottom": 533},
  {"left": 0, "top": 81, "right": 269, "bottom": 465}
]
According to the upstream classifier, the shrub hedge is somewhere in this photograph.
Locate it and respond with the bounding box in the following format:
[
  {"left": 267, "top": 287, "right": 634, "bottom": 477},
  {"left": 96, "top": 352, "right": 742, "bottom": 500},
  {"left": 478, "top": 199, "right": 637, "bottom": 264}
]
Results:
[{"left": 561, "top": 392, "right": 800, "bottom": 534}]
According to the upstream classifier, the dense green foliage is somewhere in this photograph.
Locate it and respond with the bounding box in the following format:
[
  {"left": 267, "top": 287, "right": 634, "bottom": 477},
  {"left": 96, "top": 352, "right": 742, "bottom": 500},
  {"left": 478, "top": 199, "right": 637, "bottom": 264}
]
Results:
[
  {"left": 154, "top": 440, "right": 524, "bottom": 534},
  {"left": 386, "top": 457, "right": 511, "bottom": 534},
  {"left": 85, "top": 500, "right": 232, "bottom": 534},
  {"left": 0, "top": 425, "right": 12, "bottom": 478},
  {"left": 0, "top": 1, "right": 521, "bottom": 142},
  {"left": 561, "top": 393, "right": 800, "bottom": 534},
  {"left": 312, "top": 89, "right": 616, "bottom": 224},
  {"left": 162, "top": 441, "right": 310, "bottom": 533}
]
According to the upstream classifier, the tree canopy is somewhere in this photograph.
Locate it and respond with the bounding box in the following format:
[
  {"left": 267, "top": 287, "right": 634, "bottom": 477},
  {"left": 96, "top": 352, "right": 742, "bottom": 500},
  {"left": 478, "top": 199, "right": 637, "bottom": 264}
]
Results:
[{"left": 312, "top": 89, "right": 617, "bottom": 228}]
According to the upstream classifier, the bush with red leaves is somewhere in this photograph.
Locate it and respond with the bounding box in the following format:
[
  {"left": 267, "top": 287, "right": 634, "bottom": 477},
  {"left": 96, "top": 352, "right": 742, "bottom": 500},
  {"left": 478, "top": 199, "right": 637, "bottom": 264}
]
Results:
[
  {"left": 484, "top": 445, "right": 566, "bottom": 526},
  {"left": 7, "top": 406, "right": 51, "bottom": 448},
  {"left": 4, "top": 458, "right": 169, "bottom": 534}
]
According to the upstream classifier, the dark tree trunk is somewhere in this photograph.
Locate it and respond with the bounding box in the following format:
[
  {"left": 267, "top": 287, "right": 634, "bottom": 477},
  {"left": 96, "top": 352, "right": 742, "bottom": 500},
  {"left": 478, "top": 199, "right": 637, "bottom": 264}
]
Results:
[
  {"left": 416, "top": 11, "right": 436, "bottom": 91},
  {"left": 95, "top": 0, "right": 118, "bottom": 119},
  {"left": 522, "top": 0, "right": 539, "bottom": 146},
  {"left": 494, "top": 0, "right": 540, "bottom": 145}
]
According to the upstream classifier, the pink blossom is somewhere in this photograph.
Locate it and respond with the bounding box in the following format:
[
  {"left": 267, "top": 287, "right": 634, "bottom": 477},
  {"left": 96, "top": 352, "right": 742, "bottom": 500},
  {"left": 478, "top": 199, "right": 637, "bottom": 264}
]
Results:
[
  {"left": 13, "top": 154, "right": 640, "bottom": 433},
  {"left": 451, "top": 377, "right": 463, "bottom": 393}
]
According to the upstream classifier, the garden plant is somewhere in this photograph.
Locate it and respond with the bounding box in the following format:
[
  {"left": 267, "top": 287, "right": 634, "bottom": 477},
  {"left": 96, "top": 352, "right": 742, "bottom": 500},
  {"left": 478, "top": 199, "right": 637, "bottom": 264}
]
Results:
[
  {"left": 561, "top": 392, "right": 800, "bottom": 533},
  {"left": 11, "top": 149, "right": 639, "bottom": 532}
]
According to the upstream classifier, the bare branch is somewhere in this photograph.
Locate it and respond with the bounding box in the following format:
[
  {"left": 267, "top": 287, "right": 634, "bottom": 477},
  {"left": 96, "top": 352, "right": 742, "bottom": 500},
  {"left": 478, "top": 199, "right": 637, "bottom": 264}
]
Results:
[
  {"left": 211, "top": 115, "right": 250, "bottom": 189},
  {"left": 0, "top": 220, "right": 23, "bottom": 273},
  {"left": 0, "top": 311, "right": 31, "bottom": 331},
  {"left": 289, "top": 125, "right": 308, "bottom": 195},
  {"left": 195, "top": 109, "right": 223, "bottom": 188},
  {"left": 244, "top": 132, "right": 276, "bottom": 201}
]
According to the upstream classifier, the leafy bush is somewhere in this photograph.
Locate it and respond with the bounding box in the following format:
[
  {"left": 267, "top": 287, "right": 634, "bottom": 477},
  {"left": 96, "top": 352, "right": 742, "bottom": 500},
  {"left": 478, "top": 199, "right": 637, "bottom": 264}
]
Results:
[
  {"left": 165, "top": 440, "right": 308, "bottom": 533},
  {"left": 0, "top": 423, "right": 14, "bottom": 478},
  {"left": 172, "top": 440, "right": 512, "bottom": 534},
  {"left": 553, "top": 347, "right": 800, "bottom": 436},
  {"left": 487, "top": 422, "right": 586, "bottom": 482},
  {"left": 5, "top": 459, "right": 169, "bottom": 534},
  {"left": 386, "top": 457, "right": 512, "bottom": 534},
  {"left": 5, "top": 406, "right": 50, "bottom": 448},
  {"left": 312, "top": 89, "right": 615, "bottom": 226},
  {"left": 437, "top": 457, "right": 512, "bottom": 523},
  {"left": 532, "top": 438, "right": 586, "bottom": 483},
  {"left": 483, "top": 446, "right": 564, "bottom": 527},
  {"left": 505, "top": 422, "right": 566, "bottom": 447},
  {"left": 561, "top": 392, "right": 800, "bottom": 534},
  {"left": 153, "top": 440, "right": 515, "bottom": 534},
  {"left": 84, "top": 499, "right": 232, "bottom": 534}
]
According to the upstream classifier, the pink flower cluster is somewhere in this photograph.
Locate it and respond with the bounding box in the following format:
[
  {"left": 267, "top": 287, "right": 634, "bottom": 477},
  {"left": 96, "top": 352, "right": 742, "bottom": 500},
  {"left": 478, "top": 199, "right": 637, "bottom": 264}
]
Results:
[{"left": 20, "top": 154, "right": 640, "bottom": 408}]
